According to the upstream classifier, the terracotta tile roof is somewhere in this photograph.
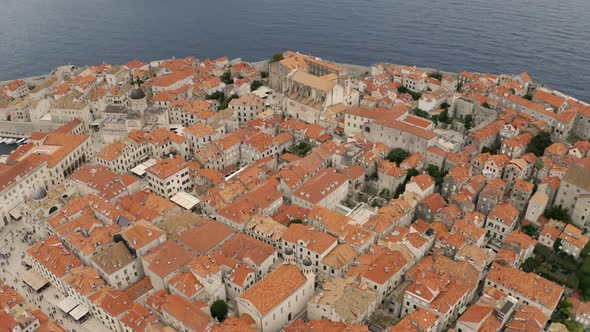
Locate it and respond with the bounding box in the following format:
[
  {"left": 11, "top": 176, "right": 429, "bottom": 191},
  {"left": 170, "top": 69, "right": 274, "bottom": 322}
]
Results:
[
  {"left": 8, "top": 131, "right": 89, "bottom": 168},
  {"left": 88, "top": 286, "right": 132, "bottom": 317},
  {"left": 408, "top": 173, "right": 434, "bottom": 191},
  {"left": 120, "top": 222, "right": 165, "bottom": 252},
  {"left": 211, "top": 315, "right": 256, "bottom": 332},
  {"left": 119, "top": 303, "right": 160, "bottom": 332},
  {"left": 123, "top": 277, "right": 153, "bottom": 302},
  {"left": 403, "top": 115, "right": 434, "bottom": 129},
  {"left": 160, "top": 294, "right": 212, "bottom": 331},
  {"left": 347, "top": 245, "right": 408, "bottom": 285},
  {"left": 514, "top": 178, "right": 534, "bottom": 193},
  {"left": 227, "top": 264, "right": 255, "bottom": 287},
  {"left": 378, "top": 160, "right": 407, "bottom": 178},
  {"left": 420, "top": 193, "right": 446, "bottom": 212},
  {"left": 321, "top": 244, "right": 358, "bottom": 269},
  {"left": 168, "top": 272, "right": 203, "bottom": 297},
  {"left": 505, "top": 304, "right": 549, "bottom": 331},
  {"left": 187, "top": 255, "right": 221, "bottom": 278},
  {"left": 560, "top": 224, "right": 589, "bottom": 250},
  {"left": 286, "top": 318, "right": 369, "bottom": 332},
  {"left": 217, "top": 181, "right": 282, "bottom": 225},
  {"left": 177, "top": 218, "right": 234, "bottom": 255},
  {"left": 70, "top": 165, "right": 139, "bottom": 200},
  {"left": 533, "top": 90, "right": 565, "bottom": 108},
  {"left": 488, "top": 202, "right": 519, "bottom": 226},
  {"left": 487, "top": 263, "right": 563, "bottom": 311},
  {"left": 27, "top": 236, "right": 83, "bottom": 277},
  {"left": 217, "top": 233, "right": 275, "bottom": 266},
  {"left": 92, "top": 242, "right": 135, "bottom": 275},
  {"left": 142, "top": 241, "right": 194, "bottom": 278},
  {"left": 239, "top": 264, "right": 308, "bottom": 315},
  {"left": 390, "top": 308, "right": 439, "bottom": 332},
  {"left": 283, "top": 224, "right": 338, "bottom": 254},
  {"left": 400, "top": 153, "right": 424, "bottom": 169},
  {"left": 151, "top": 68, "right": 196, "bottom": 87},
  {"left": 63, "top": 266, "right": 104, "bottom": 296},
  {"left": 545, "top": 142, "right": 568, "bottom": 156},
  {"left": 118, "top": 189, "right": 178, "bottom": 223},
  {"left": 145, "top": 128, "right": 186, "bottom": 146},
  {"left": 293, "top": 168, "right": 348, "bottom": 204},
  {"left": 0, "top": 282, "right": 25, "bottom": 309},
  {"left": 375, "top": 118, "right": 437, "bottom": 140},
  {"left": 245, "top": 214, "right": 288, "bottom": 241},
  {"left": 146, "top": 155, "right": 188, "bottom": 180}
]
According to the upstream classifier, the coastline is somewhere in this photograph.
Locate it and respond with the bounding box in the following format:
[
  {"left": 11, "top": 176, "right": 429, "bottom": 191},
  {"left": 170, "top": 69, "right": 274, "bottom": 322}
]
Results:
[{"left": 1, "top": 58, "right": 442, "bottom": 85}]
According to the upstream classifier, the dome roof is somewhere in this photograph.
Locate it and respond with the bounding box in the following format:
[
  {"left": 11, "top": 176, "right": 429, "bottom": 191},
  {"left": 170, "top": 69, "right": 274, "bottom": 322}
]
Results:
[
  {"left": 32, "top": 187, "right": 47, "bottom": 200},
  {"left": 302, "top": 258, "right": 312, "bottom": 266},
  {"left": 130, "top": 87, "right": 146, "bottom": 100},
  {"left": 284, "top": 247, "right": 294, "bottom": 255}
]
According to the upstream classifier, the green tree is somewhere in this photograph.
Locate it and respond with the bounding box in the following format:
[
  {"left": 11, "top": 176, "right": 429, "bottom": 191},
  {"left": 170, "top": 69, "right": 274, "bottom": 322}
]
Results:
[
  {"left": 524, "top": 94, "right": 533, "bottom": 100},
  {"left": 428, "top": 72, "right": 442, "bottom": 81},
  {"left": 456, "top": 82, "right": 463, "bottom": 92},
  {"left": 270, "top": 52, "right": 284, "bottom": 63},
  {"left": 407, "top": 168, "right": 419, "bottom": 178},
  {"left": 534, "top": 157, "right": 545, "bottom": 170},
  {"left": 387, "top": 148, "right": 410, "bottom": 164},
  {"left": 440, "top": 102, "right": 450, "bottom": 109},
  {"left": 219, "top": 94, "right": 239, "bottom": 110},
  {"left": 426, "top": 164, "right": 447, "bottom": 186},
  {"left": 464, "top": 114, "right": 474, "bottom": 131},
  {"left": 563, "top": 320, "right": 584, "bottom": 332},
  {"left": 261, "top": 72, "right": 269, "bottom": 79},
  {"left": 210, "top": 300, "right": 228, "bottom": 322},
  {"left": 526, "top": 131, "right": 553, "bottom": 157},
  {"left": 393, "top": 168, "right": 419, "bottom": 198},
  {"left": 438, "top": 109, "right": 451, "bottom": 124},
  {"left": 544, "top": 205, "right": 572, "bottom": 223},
  {"left": 220, "top": 71, "right": 233, "bottom": 84},
  {"left": 288, "top": 219, "right": 303, "bottom": 226},
  {"left": 207, "top": 91, "right": 225, "bottom": 101},
  {"left": 413, "top": 109, "right": 430, "bottom": 118},
  {"left": 521, "top": 224, "right": 538, "bottom": 238},
  {"left": 482, "top": 137, "right": 501, "bottom": 154},
  {"left": 393, "top": 183, "right": 405, "bottom": 199},
  {"left": 482, "top": 102, "right": 491, "bottom": 109},
  {"left": 251, "top": 80, "right": 263, "bottom": 91},
  {"left": 291, "top": 141, "right": 313, "bottom": 157}
]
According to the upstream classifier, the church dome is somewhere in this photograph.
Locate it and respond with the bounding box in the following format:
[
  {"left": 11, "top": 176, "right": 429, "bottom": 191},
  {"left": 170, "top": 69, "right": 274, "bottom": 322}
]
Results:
[
  {"left": 130, "top": 87, "right": 146, "bottom": 100},
  {"left": 32, "top": 187, "right": 47, "bottom": 201}
]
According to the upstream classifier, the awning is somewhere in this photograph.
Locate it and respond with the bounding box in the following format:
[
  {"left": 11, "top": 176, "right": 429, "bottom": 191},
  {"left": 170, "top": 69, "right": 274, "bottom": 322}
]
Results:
[
  {"left": 57, "top": 296, "right": 78, "bottom": 313},
  {"left": 22, "top": 269, "right": 49, "bottom": 291},
  {"left": 9, "top": 207, "right": 22, "bottom": 220},
  {"left": 170, "top": 192, "right": 200, "bottom": 210},
  {"left": 70, "top": 304, "right": 89, "bottom": 320},
  {"left": 130, "top": 158, "right": 157, "bottom": 177},
  {"left": 90, "top": 118, "right": 104, "bottom": 127}
]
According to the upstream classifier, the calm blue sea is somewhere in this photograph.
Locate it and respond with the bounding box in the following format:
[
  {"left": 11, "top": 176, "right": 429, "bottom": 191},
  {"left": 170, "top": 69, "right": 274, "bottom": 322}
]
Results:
[{"left": 1, "top": 0, "right": 589, "bottom": 101}]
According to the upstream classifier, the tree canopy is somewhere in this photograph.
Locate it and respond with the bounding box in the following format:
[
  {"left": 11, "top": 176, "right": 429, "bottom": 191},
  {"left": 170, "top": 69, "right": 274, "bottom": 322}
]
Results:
[
  {"left": 544, "top": 205, "right": 572, "bottom": 224},
  {"left": 438, "top": 109, "right": 452, "bottom": 124},
  {"left": 220, "top": 71, "right": 233, "bottom": 84},
  {"left": 270, "top": 53, "right": 284, "bottom": 63},
  {"left": 526, "top": 131, "right": 553, "bottom": 157},
  {"left": 426, "top": 164, "right": 447, "bottom": 186},
  {"left": 387, "top": 148, "right": 410, "bottom": 164},
  {"left": 251, "top": 80, "right": 263, "bottom": 91},
  {"left": 210, "top": 300, "right": 228, "bottom": 322},
  {"left": 464, "top": 115, "right": 474, "bottom": 131}
]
